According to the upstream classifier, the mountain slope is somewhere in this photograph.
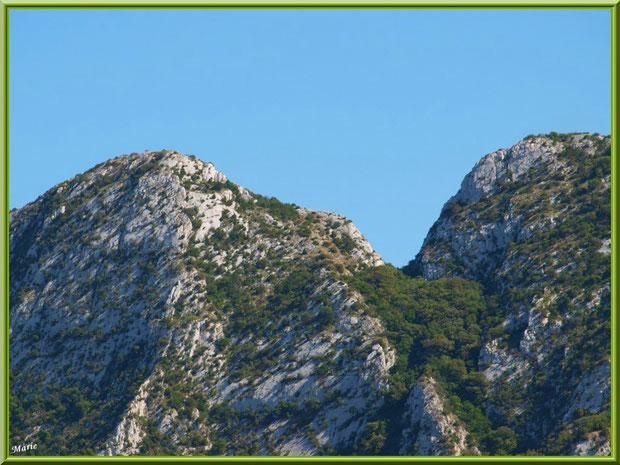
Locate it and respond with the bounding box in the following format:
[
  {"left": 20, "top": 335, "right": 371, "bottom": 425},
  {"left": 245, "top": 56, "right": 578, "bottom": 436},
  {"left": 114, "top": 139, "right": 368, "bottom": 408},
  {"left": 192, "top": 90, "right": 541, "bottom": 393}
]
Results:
[
  {"left": 10, "top": 150, "right": 391, "bottom": 455},
  {"left": 403, "top": 132, "right": 611, "bottom": 455}
]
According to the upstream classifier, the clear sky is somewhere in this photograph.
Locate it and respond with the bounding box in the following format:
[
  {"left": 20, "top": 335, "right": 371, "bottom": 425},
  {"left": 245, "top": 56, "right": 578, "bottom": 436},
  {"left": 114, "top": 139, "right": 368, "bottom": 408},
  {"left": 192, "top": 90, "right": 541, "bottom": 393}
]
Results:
[{"left": 9, "top": 8, "right": 610, "bottom": 267}]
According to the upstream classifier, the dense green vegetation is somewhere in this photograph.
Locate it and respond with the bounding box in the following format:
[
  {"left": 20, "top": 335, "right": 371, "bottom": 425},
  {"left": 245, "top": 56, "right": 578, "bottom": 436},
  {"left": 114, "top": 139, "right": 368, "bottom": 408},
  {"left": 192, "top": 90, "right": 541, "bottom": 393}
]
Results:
[
  {"left": 9, "top": 372, "right": 137, "bottom": 454},
  {"left": 347, "top": 265, "right": 518, "bottom": 455}
]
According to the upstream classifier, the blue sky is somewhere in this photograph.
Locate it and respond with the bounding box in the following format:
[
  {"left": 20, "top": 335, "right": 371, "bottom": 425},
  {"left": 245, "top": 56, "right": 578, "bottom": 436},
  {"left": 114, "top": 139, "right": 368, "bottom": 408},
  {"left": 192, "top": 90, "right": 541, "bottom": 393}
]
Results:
[{"left": 9, "top": 8, "right": 610, "bottom": 266}]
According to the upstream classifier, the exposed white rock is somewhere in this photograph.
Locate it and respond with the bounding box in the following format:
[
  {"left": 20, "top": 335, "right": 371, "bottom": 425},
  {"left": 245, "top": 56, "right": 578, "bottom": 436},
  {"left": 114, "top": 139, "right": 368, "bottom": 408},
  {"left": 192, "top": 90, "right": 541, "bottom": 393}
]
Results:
[
  {"left": 562, "top": 361, "right": 611, "bottom": 422},
  {"left": 158, "top": 150, "right": 227, "bottom": 183},
  {"left": 100, "top": 379, "right": 152, "bottom": 455},
  {"left": 479, "top": 340, "right": 528, "bottom": 384},
  {"left": 570, "top": 433, "right": 611, "bottom": 456},
  {"left": 399, "top": 377, "right": 476, "bottom": 456},
  {"left": 598, "top": 238, "right": 611, "bottom": 255},
  {"left": 453, "top": 136, "right": 563, "bottom": 205}
]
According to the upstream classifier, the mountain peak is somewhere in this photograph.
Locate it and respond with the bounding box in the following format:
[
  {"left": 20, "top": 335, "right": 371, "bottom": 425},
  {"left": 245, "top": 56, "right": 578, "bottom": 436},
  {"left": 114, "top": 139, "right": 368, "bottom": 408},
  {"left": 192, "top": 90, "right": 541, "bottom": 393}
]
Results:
[
  {"left": 407, "top": 131, "right": 610, "bottom": 281},
  {"left": 10, "top": 148, "right": 389, "bottom": 456},
  {"left": 105, "top": 149, "right": 228, "bottom": 184},
  {"left": 453, "top": 132, "right": 609, "bottom": 205}
]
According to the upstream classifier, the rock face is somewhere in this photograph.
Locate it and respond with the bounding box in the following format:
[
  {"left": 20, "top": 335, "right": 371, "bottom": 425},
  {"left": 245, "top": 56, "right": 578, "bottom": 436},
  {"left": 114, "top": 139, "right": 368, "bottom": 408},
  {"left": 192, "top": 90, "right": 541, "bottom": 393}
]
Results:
[
  {"left": 409, "top": 133, "right": 608, "bottom": 281},
  {"left": 10, "top": 150, "right": 389, "bottom": 455},
  {"left": 399, "top": 377, "right": 474, "bottom": 456},
  {"left": 405, "top": 132, "right": 611, "bottom": 455},
  {"left": 9, "top": 133, "right": 611, "bottom": 457}
]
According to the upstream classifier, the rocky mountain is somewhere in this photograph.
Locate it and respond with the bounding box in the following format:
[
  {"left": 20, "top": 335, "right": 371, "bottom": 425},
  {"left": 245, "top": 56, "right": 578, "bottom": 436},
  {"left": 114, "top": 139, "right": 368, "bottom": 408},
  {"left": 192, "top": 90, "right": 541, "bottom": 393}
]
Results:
[
  {"left": 9, "top": 132, "right": 611, "bottom": 456},
  {"left": 9, "top": 150, "right": 391, "bottom": 455},
  {"left": 405, "top": 132, "right": 611, "bottom": 455}
]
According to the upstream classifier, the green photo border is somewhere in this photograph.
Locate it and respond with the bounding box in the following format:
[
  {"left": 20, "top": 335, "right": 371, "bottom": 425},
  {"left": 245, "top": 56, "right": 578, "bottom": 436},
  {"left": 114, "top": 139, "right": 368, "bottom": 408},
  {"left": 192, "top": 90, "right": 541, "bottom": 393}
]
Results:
[{"left": 0, "top": 1, "right": 617, "bottom": 463}]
